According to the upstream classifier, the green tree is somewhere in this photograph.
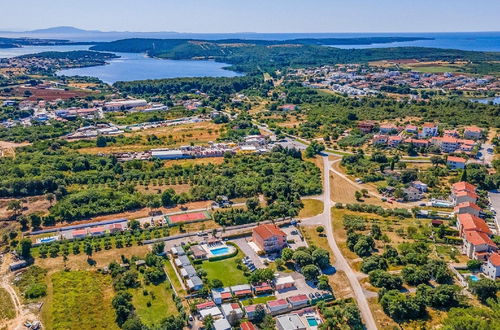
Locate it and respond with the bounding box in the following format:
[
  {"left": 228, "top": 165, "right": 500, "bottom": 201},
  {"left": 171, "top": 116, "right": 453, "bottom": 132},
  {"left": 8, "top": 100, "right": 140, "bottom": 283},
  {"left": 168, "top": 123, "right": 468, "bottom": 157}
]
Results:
[
  {"left": 203, "top": 315, "right": 214, "bottom": 329},
  {"left": 281, "top": 247, "right": 294, "bottom": 262},
  {"left": 469, "top": 278, "right": 499, "bottom": 303},
  {"left": 18, "top": 238, "right": 32, "bottom": 260}
]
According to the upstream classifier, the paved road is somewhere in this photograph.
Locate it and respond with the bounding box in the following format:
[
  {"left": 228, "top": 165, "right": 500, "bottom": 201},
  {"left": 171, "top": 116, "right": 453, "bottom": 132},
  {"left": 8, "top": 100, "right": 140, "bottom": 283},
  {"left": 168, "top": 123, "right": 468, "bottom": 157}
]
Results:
[
  {"left": 488, "top": 190, "right": 500, "bottom": 234},
  {"left": 304, "top": 155, "right": 377, "bottom": 330}
]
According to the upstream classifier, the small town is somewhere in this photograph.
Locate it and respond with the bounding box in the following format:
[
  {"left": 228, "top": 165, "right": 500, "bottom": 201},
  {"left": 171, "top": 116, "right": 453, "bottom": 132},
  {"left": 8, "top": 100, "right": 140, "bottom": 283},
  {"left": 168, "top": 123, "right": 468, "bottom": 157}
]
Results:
[{"left": 1, "top": 3, "right": 500, "bottom": 330}]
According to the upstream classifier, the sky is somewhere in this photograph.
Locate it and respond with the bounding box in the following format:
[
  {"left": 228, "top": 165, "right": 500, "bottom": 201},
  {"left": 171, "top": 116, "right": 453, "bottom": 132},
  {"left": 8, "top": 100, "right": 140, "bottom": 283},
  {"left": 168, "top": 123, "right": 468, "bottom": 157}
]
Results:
[{"left": 2, "top": 0, "right": 500, "bottom": 33}]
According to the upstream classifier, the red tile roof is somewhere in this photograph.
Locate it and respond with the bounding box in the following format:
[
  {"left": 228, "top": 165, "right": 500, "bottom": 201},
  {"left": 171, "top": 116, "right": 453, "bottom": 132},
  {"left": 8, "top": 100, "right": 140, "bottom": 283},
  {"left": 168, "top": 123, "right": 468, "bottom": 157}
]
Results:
[
  {"left": 488, "top": 253, "right": 500, "bottom": 267},
  {"left": 288, "top": 294, "right": 309, "bottom": 302},
  {"left": 196, "top": 301, "right": 216, "bottom": 310},
  {"left": 240, "top": 321, "right": 257, "bottom": 330},
  {"left": 465, "top": 125, "right": 482, "bottom": 133},
  {"left": 234, "top": 289, "right": 252, "bottom": 296},
  {"left": 458, "top": 214, "right": 492, "bottom": 235},
  {"left": 447, "top": 156, "right": 466, "bottom": 163},
  {"left": 267, "top": 298, "right": 288, "bottom": 307},
  {"left": 244, "top": 304, "right": 258, "bottom": 312},
  {"left": 452, "top": 182, "right": 476, "bottom": 193},
  {"left": 89, "top": 226, "right": 105, "bottom": 233},
  {"left": 253, "top": 224, "right": 286, "bottom": 240},
  {"left": 456, "top": 191, "right": 478, "bottom": 199},
  {"left": 465, "top": 231, "right": 496, "bottom": 247},
  {"left": 72, "top": 229, "right": 87, "bottom": 236},
  {"left": 221, "top": 292, "right": 232, "bottom": 299}
]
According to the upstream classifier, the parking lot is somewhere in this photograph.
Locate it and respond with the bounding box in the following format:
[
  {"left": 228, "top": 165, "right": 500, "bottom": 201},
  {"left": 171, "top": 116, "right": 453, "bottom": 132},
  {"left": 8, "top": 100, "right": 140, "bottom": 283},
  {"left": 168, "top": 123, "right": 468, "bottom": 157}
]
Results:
[
  {"left": 273, "top": 272, "right": 321, "bottom": 300},
  {"left": 280, "top": 224, "right": 308, "bottom": 250}
]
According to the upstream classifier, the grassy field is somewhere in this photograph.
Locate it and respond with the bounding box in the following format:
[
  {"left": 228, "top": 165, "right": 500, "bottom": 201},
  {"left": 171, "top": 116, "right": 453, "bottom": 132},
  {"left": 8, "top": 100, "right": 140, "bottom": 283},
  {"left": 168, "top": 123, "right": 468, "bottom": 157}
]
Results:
[
  {"left": 0, "top": 288, "right": 15, "bottom": 322},
  {"left": 298, "top": 199, "right": 324, "bottom": 218},
  {"left": 42, "top": 271, "right": 118, "bottom": 330},
  {"left": 200, "top": 248, "right": 247, "bottom": 286},
  {"left": 240, "top": 295, "right": 276, "bottom": 306},
  {"left": 129, "top": 280, "right": 178, "bottom": 328}
]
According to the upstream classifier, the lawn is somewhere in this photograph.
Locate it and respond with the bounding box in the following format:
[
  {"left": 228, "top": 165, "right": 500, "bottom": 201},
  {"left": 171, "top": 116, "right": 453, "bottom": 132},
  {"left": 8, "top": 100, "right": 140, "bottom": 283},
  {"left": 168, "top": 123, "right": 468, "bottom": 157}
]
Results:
[
  {"left": 164, "top": 259, "right": 185, "bottom": 295},
  {"left": 298, "top": 199, "right": 324, "bottom": 218},
  {"left": 240, "top": 295, "right": 276, "bottom": 306},
  {"left": 129, "top": 280, "right": 178, "bottom": 328},
  {"left": 200, "top": 248, "right": 247, "bottom": 286},
  {"left": 42, "top": 270, "right": 118, "bottom": 330},
  {"left": 0, "top": 288, "right": 15, "bottom": 322}
]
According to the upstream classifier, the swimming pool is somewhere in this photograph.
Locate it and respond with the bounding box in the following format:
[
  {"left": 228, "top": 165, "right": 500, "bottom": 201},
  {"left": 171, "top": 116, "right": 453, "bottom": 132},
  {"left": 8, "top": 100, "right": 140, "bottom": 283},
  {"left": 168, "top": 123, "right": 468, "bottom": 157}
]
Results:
[
  {"left": 469, "top": 275, "right": 479, "bottom": 282},
  {"left": 307, "top": 317, "right": 319, "bottom": 326},
  {"left": 210, "top": 247, "right": 230, "bottom": 256}
]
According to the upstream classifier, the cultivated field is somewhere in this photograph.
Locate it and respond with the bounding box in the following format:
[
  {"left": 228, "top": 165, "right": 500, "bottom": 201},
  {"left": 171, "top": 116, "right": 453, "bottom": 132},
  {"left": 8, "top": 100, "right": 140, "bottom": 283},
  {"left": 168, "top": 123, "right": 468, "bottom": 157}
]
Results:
[{"left": 42, "top": 271, "right": 118, "bottom": 330}]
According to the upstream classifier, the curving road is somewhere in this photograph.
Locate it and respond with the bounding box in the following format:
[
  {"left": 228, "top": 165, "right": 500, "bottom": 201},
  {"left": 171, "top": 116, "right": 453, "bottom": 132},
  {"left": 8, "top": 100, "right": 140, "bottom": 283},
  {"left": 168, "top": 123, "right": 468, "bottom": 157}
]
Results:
[{"left": 307, "top": 155, "right": 378, "bottom": 329}]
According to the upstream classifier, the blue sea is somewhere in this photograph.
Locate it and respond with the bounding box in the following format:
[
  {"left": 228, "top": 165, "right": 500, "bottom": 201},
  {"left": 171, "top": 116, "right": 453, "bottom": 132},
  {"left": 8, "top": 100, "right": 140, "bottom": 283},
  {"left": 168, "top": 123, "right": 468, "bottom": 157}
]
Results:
[{"left": 0, "top": 32, "right": 498, "bottom": 83}]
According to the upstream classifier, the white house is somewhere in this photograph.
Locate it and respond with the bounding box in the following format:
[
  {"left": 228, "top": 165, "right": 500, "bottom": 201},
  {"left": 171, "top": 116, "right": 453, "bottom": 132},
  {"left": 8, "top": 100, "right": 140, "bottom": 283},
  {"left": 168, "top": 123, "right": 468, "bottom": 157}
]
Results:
[
  {"left": 276, "top": 314, "right": 306, "bottom": 330},
  {"left": 447, "top": 156, "right": 466, "bottom": 170},
  {"left": 482, "top": 253, "right": 500, "bottom": 279},
  {"left": 463, "top": 231, "right": 498, "bottom": 260}
]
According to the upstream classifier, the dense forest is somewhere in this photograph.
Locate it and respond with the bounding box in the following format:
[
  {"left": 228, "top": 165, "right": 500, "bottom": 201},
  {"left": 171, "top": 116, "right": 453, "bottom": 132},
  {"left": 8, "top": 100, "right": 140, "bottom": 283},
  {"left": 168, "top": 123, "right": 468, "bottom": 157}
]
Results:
[
  {"left": 91, "top": 38, "right": 500, "bottom": 72},
  {"left": 114, "top": 75, "right": 266, "bottom": 97}
]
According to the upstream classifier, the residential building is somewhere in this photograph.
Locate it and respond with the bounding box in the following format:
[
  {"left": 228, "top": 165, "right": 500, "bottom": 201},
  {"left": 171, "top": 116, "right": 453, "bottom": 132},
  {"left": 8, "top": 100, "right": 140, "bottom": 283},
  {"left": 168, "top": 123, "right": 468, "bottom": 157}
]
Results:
[
  {"left": 213, "top": 318, "right": 231, "bottom": 330},
  {"left": 452, "top": 182, "right": 476, "bottom": 195},
  {"left": 186, "top": 275, "right": 203, "bottom": 291},
  {"left": 199, "top": 306, "right": 223, "bottom": 320},
  {"left": 230, "top": 284, "right": 252, "bottom": 298},
  {"left": 104, "top": 99, "right": 148, "bottom": 111},
  {"left": 464, "top": 126, "right": 483, "bottom": 140},
  {"left": 190, "top": 245, "right": 208, "bottom": 259},
  {"left": 275, "top": 275, "right": 295, "bottom": 291},
  {"left": 440, "top": 136, "right": 460, "bottom": 153},
  {"left": 175, "top": 255, "right": 192, "bottom": 267},
  {"left": 89, "top": 226, "right": 106, "bottom": 236},
  {"left": 444, "top": 129, "right": 459, "bottom": 137},
  {"left": 482, "top": 253, "right": 500, "bottom": 279},
  {"left": 379, "top": 124, "right": 398, "bottom": 134},
  {"left": 388, "top": 135, "right": 403, "bottom": 147},
  {"left": 419, "top": 123, "right": 439, "bottom": 138},
  {"left": 358, "top": 121, "right": 375, "bottom": 133},
  {"left": 287, "top": 294, "right": 309, "bottom": 308},
  {"left": 267, "top": 299, "right": 290, "bottom": 314},
  {"left": 252, "top": 282, "right": 273, "bottom": 295},
  {"left": 221, "top": 303, "right": 244, "bottom": 319},
  {"left": 196, "top": 301, "right": 216, "bottom": 312},
  {"left": 411, "top": 181, "right": 428, "bottom": 192},
  {"left": 405, "top": 124, "right": 418, "bottom": 133},
  {"left": 72, "top": 229, "right": 87, "bottom": 239},
  {"left": 252, "top": 224, "right": 287, "bottom": 253},
  {"left": 463, "top": 231, "right": 498, "bottom": 260},
  {"left": 372, "top": 134, "right": 388, "bottom": 145},
  {"left": 171, "top": 245, "right": 185, "bottom": 256},
  {"left": 454, "top": 190, "right": 478, "bottom": 205},
  {"left": 404, "top": 138, "right": 429, "bottom": 148},
  {"left": 212, "top": 287, "right": 232, "bottom": 304},
  {"left": 240, "top": 321, "right": 257, "bottom": 330},
  {"left": 180, "top": 265, "right": 197, "bottom": 278},
  {"left": 447, "top": 156, "right": 466, "bottom": 169},
  {"left": 454, "top": 202, "right": 481, "bottom": 217},
  {"left": 244, "top": 305, "right": 261, "bottom": 320},
  {"left": 403, "top": 187, "right": 423, "bottom": 201},
  {"left": 457, "top": 214, "right": 492, "bottom": 236},
  {"left": 276, "top": 314, "right": 307, "bottom": 330}
]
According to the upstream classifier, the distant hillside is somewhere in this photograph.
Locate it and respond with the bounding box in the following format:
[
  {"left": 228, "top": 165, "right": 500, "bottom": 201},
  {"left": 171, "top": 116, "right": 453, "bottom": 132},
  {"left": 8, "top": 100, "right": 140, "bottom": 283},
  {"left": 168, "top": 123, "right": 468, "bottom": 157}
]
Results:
[{"left": 91, "top": 38, "right": 500, "bottom": 73}]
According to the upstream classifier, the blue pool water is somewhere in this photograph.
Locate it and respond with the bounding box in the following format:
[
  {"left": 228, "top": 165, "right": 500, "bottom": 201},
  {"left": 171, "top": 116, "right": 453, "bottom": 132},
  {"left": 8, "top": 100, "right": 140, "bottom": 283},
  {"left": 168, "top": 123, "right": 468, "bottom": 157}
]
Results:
[
  {"left": 40, "top": 237, "right": 57, "bottom": 243},
  {"left": 307, "top": 317, "right": 319, "bottom": 326},
  {"left": 469, "top": 275, "right": 479, "bottom": 282},
  {"left": 210, "top": 247, "right": 229, "bottom": 256}
]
